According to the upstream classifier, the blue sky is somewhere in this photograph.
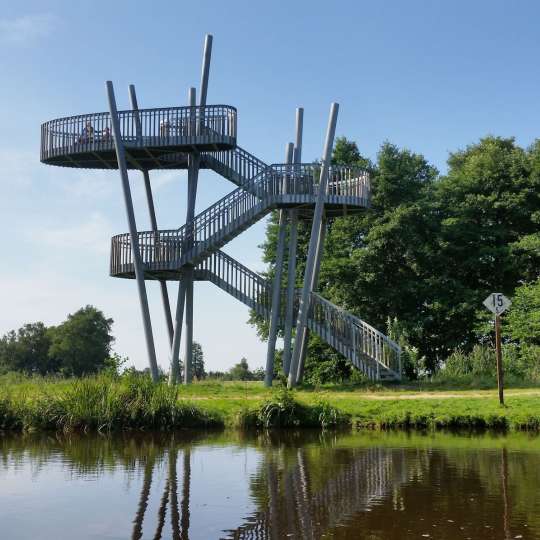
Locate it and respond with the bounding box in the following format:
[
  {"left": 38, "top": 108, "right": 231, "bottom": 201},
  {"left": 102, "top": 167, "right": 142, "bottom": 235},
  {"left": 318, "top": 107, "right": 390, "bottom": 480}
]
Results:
[{"left": 1, "top": 0, "right": 539, "bottom": 372}]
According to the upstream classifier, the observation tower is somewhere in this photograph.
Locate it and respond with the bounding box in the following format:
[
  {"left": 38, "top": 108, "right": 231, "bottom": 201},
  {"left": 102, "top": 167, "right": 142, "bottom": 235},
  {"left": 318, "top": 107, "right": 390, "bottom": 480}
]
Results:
[{"left": 40, "top": 35, "right": 401, "bottom": 386}]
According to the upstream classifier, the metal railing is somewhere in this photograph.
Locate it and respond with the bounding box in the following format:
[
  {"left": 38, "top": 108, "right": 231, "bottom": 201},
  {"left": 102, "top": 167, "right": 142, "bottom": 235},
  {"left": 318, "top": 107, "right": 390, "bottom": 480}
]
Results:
[
  {"left": 110, "top": 163, "right": 371, "bottom": 274},
  {"left": 309, "top": 293, "right": 401, "bottom": 378},
  {"left": 203, "top": 145, "right": 269, "bottom": 189},
  {"left": 267, "top": 163, "right": 371, "bottom": 200},
  {"left": 196, "top": 250, "right": 271, "bottom": 315},
  {"left": 40, "top": 104, "right": 237, "bottom": 161},
  {"left": 194, "top": 251, "right": 401, "bottom": 380}
]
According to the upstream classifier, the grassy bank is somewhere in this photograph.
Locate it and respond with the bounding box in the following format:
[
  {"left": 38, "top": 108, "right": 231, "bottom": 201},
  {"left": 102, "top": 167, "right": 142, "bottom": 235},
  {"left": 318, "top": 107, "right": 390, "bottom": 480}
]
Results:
[{"left": 1, "top": 374, "right": 540, "bottom": 432}]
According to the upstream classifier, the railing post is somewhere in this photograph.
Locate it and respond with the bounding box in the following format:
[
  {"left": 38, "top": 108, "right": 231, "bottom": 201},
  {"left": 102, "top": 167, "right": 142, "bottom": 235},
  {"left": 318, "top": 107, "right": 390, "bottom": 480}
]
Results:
[
  {"left": 288, "top": 103, "right": 338, "bottom": 389},
  {"left": 106, "top": 80, "right": 159, "bottom": 383},
  {"left": 376, "top": 339, "right": 381, "bottom": 380}
]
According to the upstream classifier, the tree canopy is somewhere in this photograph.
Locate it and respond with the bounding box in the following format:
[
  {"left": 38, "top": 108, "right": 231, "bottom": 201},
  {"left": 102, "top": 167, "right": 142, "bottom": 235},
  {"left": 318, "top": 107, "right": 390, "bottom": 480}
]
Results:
[
  {"left": 253, "top": 135, "right": 540, "bottom": 380},
  {"left": 0, "top": 306, "right": 115, "bottom": 377}
]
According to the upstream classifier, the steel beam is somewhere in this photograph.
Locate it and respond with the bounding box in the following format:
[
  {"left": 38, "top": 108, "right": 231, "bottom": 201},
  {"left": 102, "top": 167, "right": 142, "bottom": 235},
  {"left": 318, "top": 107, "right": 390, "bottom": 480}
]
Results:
[
  {"left": 182, "top": 87, "right": 200, "bottom": 385},
  {"left": 169, "top": 279, "right": 187, "bottom": 385},
  {"left": 182, "top": 35, "right": 212, "bottom": 383},
  {"left": 282, "top": 108, "right": 303, "bottom": 376},
  {"left": 288, "top": 103, "right": 339, "bottom": 388},
  {"left": 106, "top": 81, "right": 159, "bottom": 382},
  {"left": 282, "top": 210, "right": 298, "bottom": 377},
  {"left": 183, "top": 31, "right": 211, "bottom": 383},
  {"left": 199, "top": 34, "right": 213, "bottom": 107},
  {"left": 296, "top": 216, "right": 327, "bottom": 383},
  {"left": 264, "top": 142, "right": 294, "bottom": 386},
  {"left": 128, "top": 84, "right": 174, "bottom": 345}
]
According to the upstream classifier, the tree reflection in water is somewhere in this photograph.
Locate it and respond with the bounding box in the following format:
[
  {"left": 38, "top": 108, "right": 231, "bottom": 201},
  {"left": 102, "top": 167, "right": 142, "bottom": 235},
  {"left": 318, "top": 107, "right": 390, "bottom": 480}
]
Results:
[{"left": 1, "top": 430, "right": 539, "bottom": 539}]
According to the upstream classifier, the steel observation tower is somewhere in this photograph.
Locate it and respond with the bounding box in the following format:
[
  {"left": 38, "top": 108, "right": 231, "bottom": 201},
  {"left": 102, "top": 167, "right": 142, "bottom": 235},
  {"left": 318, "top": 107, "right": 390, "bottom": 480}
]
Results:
[{"left": 40, "top": 35, "right": 401, "bottom": 387}]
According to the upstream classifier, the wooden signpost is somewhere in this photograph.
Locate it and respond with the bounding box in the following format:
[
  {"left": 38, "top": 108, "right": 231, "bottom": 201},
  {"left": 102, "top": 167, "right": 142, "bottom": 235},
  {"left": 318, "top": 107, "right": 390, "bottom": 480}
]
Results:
[{"left": 483, "top": 293, "right": 511, "bottom": 405}]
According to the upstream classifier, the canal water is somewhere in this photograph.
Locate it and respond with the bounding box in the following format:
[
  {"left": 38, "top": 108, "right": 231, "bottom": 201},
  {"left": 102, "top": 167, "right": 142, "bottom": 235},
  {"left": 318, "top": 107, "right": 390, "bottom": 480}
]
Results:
[{"left": 0, "top": 430, "right": 538, "bottom": 539}]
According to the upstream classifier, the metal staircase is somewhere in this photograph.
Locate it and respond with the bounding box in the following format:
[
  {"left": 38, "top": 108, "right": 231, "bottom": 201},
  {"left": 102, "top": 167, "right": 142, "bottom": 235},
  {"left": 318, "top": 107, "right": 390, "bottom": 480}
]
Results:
[
  {"left": 110, "top": 163, "right": 370, "bottom": 277},
  {"left": 202, "top": 146, "right": 269, "bottom": 190},
  {"left": 195, "top": 250, "right": 401, "bottom": 380}
]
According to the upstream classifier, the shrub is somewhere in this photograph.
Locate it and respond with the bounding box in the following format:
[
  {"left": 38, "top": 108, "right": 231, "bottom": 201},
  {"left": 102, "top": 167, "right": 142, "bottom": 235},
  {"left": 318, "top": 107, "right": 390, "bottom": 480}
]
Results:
[{"left": 238, "top": 388, "right": 349, "bottom": 429}]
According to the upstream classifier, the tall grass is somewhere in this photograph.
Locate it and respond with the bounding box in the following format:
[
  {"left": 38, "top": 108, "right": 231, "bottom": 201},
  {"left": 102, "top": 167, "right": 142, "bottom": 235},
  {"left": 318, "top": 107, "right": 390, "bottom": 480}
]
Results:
[
  {"left": 0, "top": 374, "right": 222, "bottom": 432},
  {"left": 2, "top": 374, "right": 540, "bottom": 432}
]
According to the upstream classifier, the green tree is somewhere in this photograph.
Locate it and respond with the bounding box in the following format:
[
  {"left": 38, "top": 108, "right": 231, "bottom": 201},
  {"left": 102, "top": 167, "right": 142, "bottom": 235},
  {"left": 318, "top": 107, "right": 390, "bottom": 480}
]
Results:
[
  {"left": 430, "top": 137, "right": 540, "bottom": 359},
  {"left": 229, "top": 357, "right": 252, "bottom": 380},
  {"left": 505, "top": 279, "right": 540, "bottom": 346},
  {"left": 253, "top": 135, "right": 540, "bottom": 378},
  {"left": 48, "top": 306, "right": 114, "bottom": 377},
  {"left": 192, "top": 342, "right": 206, "bottom": 380},
  {"left": 0, "top": 322, "right": 56, "bottom": 375}
]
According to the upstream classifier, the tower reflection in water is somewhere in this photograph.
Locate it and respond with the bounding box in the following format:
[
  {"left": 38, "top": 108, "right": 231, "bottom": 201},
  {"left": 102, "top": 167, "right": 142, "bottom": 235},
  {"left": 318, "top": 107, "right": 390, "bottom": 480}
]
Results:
[{"left": 130, "top": 433, "right": 410, "bottom": 540}]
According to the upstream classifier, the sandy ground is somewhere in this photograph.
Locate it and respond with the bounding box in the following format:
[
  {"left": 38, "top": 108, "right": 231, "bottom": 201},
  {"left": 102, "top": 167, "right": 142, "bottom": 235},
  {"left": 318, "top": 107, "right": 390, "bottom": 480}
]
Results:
[{"left": 185, "top": 388, "right": 540, "bottom": 401}]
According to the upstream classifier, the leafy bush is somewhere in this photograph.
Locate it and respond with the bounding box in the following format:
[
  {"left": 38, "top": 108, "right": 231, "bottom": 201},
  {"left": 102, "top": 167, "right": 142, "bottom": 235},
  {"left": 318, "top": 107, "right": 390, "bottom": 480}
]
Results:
[{"left": 238, "top": 388, "right": 349, "bottom": 429}]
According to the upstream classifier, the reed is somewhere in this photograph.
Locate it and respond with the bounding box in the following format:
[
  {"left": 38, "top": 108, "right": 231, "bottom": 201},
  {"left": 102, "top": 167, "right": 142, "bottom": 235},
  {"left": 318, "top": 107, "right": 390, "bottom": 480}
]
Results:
[{"left": 1, "top": 374, "right": 540, "bottom": 433}]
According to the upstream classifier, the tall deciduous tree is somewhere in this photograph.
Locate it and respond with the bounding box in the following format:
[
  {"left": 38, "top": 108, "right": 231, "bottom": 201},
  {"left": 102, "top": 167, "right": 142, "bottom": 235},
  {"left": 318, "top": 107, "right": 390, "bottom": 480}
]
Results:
[
  {"left": 48, "top": 306, "right": 114, "bottom": 377},
  {"left": 253, "top": 135, "right": 540, "bottom": 376},
  {"left": 0, "top": 322, "right": 55, "bottom": 375},
  {"left": 192, "top": 341, "right": 206, "bottom": 380}
]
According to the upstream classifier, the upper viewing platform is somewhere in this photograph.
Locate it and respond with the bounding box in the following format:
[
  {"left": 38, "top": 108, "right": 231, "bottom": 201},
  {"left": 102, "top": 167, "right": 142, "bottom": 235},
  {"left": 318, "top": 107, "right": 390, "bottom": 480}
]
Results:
[{"left": 40, "top": 104, "right": 237, "bottom": 170}]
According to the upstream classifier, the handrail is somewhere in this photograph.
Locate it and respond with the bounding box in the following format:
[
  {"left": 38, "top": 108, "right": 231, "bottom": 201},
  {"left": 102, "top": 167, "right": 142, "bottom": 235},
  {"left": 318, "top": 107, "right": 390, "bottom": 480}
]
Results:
[
  {"left": 203, "top": 145, "right": 269, "bottom": 187},
  {"left": 193, "top": 251, "right": 401, "bottom": 379},
  {"left": 309, "top": 293, "right": 401, "bottom": 376},
  {"left": 40, "top": 104, "right": 237, "bottom": 161}
]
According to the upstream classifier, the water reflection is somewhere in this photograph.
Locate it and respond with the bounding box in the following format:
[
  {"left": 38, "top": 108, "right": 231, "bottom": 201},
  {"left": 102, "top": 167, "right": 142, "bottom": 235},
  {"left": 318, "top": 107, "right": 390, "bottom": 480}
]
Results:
[{"left": 0, "top": 431, "right": 539, "bottom": 539}]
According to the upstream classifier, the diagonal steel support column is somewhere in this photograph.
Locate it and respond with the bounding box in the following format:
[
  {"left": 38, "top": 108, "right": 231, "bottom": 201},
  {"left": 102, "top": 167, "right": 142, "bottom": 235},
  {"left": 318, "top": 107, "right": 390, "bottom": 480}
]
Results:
[
  {"left": 282, "top": 107, "right": 303, "bottom": 376},
  {"left": 264, "top": 143, "right": 294, "bottom": 386},
  {"left": 296, "top": 216, "right": 327, "bottom": 384},
  {"left": 183, "top": 125, "right": 199, "bottom": 385},
  {"left": 288, "top": 103, "right": 339, "bottom": 388},
  {"left": 128, "top": 84, "right": 174, "bottom": 345},
  {"left": 184, "top": 34, "right": 212, "bottom": 384},
  {"left": 169, "top": 280, "right": 187, "bottom": 385},
  {"left": 106, "top": 81, "right": 159, "bottom": 382}
]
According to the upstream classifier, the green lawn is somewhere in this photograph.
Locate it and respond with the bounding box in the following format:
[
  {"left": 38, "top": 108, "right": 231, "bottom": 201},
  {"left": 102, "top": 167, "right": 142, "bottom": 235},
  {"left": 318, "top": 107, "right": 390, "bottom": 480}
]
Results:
[{"left": 1, "top": 374, "right": 540, "bottom": 432}]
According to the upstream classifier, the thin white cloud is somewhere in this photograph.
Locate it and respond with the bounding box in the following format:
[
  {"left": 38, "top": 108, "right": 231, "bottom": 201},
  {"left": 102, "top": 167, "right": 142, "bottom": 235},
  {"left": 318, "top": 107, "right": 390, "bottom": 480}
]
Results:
[
  {"left": 0, "top": 14, "right": 59, "bottom": 45},
  {"left": 26, "top": 212, "right": 113, "bottom": 256}
]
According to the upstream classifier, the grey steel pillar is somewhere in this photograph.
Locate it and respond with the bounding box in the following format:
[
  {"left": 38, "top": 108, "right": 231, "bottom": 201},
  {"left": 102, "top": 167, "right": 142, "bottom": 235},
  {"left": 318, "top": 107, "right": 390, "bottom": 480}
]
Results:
[
  {"left": 296, "top": 216, "right": 327, "bottom": 383},
  {"left": 183, "top": 88, "right": 199, "bottom": 385},
  {"left": 184, "top": 34, "right": 211, "bottom": 384},
  {"left": 169, "top": 281, "right": 187, "bottom": 385},
  {"left": 199, "top": 34, "right": 212, "bottom": 108},
  {"left": 106, "top": 81, "right": 159, "bottom": 382},
  {"left": 288, "top": 103, "right": 339, "bottom": 388},
  {"left": 264, "top": 143, "right": 294, "bottom": 386},
  {"left": 282, "top": 108, "right": 303, "bottom": 376},
  {"left": 128, "top": 84, "right": 174, "bottom": 345}
]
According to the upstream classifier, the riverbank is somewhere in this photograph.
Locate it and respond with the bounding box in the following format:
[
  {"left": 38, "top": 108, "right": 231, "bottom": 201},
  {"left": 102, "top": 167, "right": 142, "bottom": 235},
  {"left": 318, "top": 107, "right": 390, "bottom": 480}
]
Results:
[{"left": 1, "top": 375, "right": 539, "bottom": 432}]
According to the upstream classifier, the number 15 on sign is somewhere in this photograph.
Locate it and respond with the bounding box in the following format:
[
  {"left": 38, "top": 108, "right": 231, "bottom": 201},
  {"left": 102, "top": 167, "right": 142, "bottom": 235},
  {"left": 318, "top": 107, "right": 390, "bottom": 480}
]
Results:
[{"left": 483, "top": 293, "right": 511, "bottom": 315}]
